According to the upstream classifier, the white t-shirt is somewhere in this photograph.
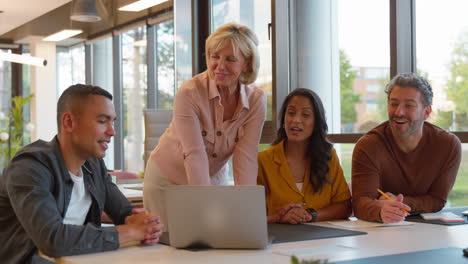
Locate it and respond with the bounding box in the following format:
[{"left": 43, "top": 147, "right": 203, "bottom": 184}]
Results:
[
  {"left": 295, "top": 182, "right": 304, "bottom": 193},
  {"left": 63, "top": 168, "right": 92, "bottom": 225}
]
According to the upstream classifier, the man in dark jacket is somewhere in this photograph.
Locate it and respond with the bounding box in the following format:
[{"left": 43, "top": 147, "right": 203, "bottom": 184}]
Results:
[{"left": 0, "top": 84, "right": 163, "bottom": 263}]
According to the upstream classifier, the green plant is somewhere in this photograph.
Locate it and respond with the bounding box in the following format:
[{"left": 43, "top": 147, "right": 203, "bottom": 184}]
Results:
[
  {"left": 0, "top": 94, "right": 34, "bottom": 167},
  {"left": 291, "top": 256, "right": 330, "bottom": 264}
]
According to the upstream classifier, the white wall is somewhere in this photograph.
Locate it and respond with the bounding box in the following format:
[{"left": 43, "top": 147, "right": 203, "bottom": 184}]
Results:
[{"left": 29, "top": 37, "right": 57, "bottom": 141}]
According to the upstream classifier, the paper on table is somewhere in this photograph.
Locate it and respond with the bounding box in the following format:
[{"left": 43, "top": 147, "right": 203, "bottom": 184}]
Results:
[
  {"left": 327, "top": 219, "right": 414, "bottom": 229},
  {"left": 120, "top": 182, "right": 144, "bottom": 189},
  {"left": 420, "top": 212, "right": 466, "bottom": 222},
  {"left": 118, "top": 184, "right": 143, "bottom": 198}
]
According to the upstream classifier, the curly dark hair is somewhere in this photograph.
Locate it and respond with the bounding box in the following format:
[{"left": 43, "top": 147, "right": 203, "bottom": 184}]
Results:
[
  {"left": 272, "top": 88, "right": 332, "bottom": 193},
  {"left": 385, "top": 72, "right": 433, "bottom": 106}
]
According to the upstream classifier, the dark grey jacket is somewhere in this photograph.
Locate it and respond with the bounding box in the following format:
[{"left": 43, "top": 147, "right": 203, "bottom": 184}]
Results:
[{"left": 0, "top": 137, "right": 133, "bottom": 263}]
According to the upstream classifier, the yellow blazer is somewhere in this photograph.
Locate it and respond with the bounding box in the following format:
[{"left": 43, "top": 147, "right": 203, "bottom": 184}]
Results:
[{"left": 257, "top": 141, "right": 351, "bottom": 215}]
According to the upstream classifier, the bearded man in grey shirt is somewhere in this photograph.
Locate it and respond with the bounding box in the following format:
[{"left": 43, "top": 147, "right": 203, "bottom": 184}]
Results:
[{"left": 0, "top": 84, "right": 163, "bottom": 263}]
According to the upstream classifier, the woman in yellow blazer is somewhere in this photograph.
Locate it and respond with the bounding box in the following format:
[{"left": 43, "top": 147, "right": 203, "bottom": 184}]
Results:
[{"left": 258, "top": 88, "right": 351, "bottom": 224}]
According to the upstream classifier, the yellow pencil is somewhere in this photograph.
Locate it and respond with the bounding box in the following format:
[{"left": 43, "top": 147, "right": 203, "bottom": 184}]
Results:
[{"left": 377, "top": 189, "right": 410, "bottom": 215}]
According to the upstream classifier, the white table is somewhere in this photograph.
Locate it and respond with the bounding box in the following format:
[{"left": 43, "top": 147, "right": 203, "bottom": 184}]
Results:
[
  {"left": 56, "top": 220, "right": 468, "bottom": 264},
  {"left": 118, "top": 183, "right": 143, "bottom": 206}
]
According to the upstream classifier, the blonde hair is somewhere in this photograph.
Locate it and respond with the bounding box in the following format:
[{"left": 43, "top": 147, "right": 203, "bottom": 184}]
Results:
[{"left": 205, "top": 23, "right": 259, "bottom": 84}]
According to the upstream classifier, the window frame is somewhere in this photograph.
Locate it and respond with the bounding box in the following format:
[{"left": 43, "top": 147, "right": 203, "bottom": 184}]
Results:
[
  {"left": 87, "top": 11, "right": 174, "bottom": 170},
  {"left": 272, "top": 0, "right": 468, "bottom": 145}
]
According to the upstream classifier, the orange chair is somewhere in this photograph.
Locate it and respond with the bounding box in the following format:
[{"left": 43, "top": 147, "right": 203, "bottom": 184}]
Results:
[{"left": 108, "top": 170, "right": 140, "bottom": 180}]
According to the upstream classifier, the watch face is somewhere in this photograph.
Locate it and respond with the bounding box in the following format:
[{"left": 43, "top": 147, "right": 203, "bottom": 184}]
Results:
[{"left": 306, "top": 208, "right": 318, "bottom": 222}]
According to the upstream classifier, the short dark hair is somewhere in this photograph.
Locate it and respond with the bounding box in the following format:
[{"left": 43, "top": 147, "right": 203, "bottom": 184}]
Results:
[
  {"left": 57, "top": 84, "right": 112, "bottom": 132},
  {"left": 273, "top": 88, "right": 332, "bottom": 193},
  {"left": 385, "top": 72, "right": 433, "bottom": 106}
]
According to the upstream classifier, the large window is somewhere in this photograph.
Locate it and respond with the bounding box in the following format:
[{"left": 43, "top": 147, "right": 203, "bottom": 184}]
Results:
[
  {"left": 83, "top": 14, "right": 175, "bottom": 172},
  {"left": 277, "top": 0, "right": 390, "bottom": 136},
  {"left": 416, "top": 0, "right": 468, "bottom": 132},
  {"left": 416, "top": 0, "right": 468, "bottom": 206},
  {"left": 154, "top": 20, "right": 175, "bottom": 109},
  {"left": 211, "top": 0, "right": 273, "bottom": 120},
  {"left": 56, "top": 44, "right": 85, "bottom": 95},
  {"left": 122, "top": 26, "right": 147, "bottom": 174},
  {"left": 450, "top": 143, "right": 468, "bottom": 206},
  {"left": 340, "top": 0, "right": 390, "bottom": 134},
  {"left": 275, "top": 0, "right": 467, "bottom": 206},
  {"left": 283, "top": 0, "right": 389, "bottom": 179},
  {"left": 21, "top": 47, "right": 32, "bottom": 146},
  {"left": 0, "top": 55, "right": 12, "bottom": 168},
  {"left": 0, "top": 52, "right": 11, "bottom": 124}
]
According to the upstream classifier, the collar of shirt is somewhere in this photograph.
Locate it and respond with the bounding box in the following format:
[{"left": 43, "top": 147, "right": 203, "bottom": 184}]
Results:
[
  {"left": 270, "top": 140, "right": 311, "bottom": 197},
  {"left": 207, "top": 76, "right": 251, "bottom": 112}
]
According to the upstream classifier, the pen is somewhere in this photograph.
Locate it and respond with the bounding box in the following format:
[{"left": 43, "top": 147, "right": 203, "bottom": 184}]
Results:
[{"left": 377, "top": 189, "right": 410, "bottom": 215}]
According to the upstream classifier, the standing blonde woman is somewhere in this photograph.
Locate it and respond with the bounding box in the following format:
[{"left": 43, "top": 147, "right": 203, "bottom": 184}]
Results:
[{"left": 144, "top": 23, "right": 266, "bottom": 228}]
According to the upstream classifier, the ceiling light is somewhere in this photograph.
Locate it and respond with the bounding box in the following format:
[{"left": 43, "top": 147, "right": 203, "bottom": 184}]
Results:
[
  {"left": 43, "top": 30, "right": 83, "bottom": 42},
  {"left": 119, "top": 0, "right": 168, "bottom": 12},
  {"left": 70, "top": 0, "right": 101, "bottom": 22},
  {"left": 0, "top": 51, "right": 47, "bottom": 67},
  {"left": 0, "top": 43, "right": 20, "bottom": 49}
]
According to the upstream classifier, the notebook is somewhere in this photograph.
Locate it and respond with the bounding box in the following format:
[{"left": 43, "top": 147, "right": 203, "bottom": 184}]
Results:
[
  {"left": 420, "top": 212, "right": 466, "bottom": 223},
  {"left": 164, "top": 185, "right": 269, "bottom": 249}
]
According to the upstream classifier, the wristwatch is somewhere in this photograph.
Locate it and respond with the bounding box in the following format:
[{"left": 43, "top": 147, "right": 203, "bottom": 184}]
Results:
[{"left": 306, "top": 208, "right": 318, "bottom": 222}]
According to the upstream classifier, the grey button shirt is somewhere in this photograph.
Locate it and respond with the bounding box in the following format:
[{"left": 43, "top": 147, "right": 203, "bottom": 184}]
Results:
[{"left": 0, "top": 137, "right": 134, "bottom": 263}]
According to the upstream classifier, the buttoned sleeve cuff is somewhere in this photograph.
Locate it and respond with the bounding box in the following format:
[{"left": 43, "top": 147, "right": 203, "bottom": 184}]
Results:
[{"left": 101, "top": 226, "right": 121, "bottom": 251}]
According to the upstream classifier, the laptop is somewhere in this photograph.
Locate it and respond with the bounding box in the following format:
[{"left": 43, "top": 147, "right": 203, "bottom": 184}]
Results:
[{"left": 163, "top": 185, "right": 269, "bottom": 249}]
